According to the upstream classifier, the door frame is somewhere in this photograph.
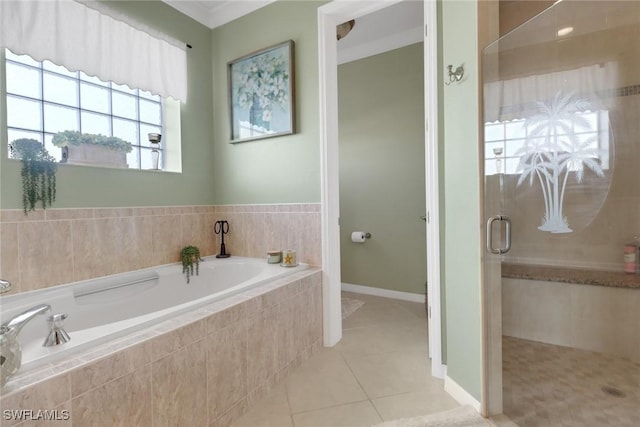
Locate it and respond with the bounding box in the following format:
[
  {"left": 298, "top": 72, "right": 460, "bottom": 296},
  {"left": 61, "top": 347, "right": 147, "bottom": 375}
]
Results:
[{"left": 317, "top": 0, "right": 444, "bottom": 378}]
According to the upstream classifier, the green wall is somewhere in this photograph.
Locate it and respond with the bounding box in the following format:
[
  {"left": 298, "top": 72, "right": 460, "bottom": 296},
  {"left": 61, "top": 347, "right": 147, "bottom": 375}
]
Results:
[
  {"left": 0, "top": 0, "right": 214, "bottom": 209},
  {"left": 338, "top": 43, "right": 427, "bottom": 295},
  {"left": 441, "top": 0, "right": 483, "bottom": 402},
  {"left": 210, "top": 1, "right": 323, "bottom": 204}
]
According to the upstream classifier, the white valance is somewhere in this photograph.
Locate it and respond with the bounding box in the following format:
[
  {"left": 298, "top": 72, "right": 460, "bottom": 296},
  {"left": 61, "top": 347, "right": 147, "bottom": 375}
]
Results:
[
  {"left": 484, "top": 62, "right": 619, "bottom": 123},
  {"left": 0, "top": 0, "right": 188, "bottom": 102}
]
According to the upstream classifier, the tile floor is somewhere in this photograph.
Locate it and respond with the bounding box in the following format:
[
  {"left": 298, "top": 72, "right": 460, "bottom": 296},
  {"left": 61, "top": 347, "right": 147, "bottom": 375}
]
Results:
[
  {"left": 232, "top": 292, "right": 460, "bottom": 427},
  {"left": 502, "top": 336, "right": 640, "bottom": 427}
]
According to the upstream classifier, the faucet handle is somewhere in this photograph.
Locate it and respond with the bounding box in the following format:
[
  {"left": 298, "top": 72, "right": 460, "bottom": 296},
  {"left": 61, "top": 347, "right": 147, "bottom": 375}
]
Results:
[
  {"left": 43, "top": 313, "right": 70, "bottom": 347},
  {"left": 48, "top": 313, "right": 68, "bottom": 328}
]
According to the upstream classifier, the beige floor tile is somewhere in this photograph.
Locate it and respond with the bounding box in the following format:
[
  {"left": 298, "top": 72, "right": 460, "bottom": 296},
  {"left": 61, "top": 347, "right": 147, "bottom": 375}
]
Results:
[
  {"left": 336, "top": 321, "right": 428, "bottom": 356},
  {"left": 231, "top": 384, "right": 292, "bottom": 427},
  {"left": 371, "top": 388, "right": 459, "bottom": 421},
  {"left": 341, "top": 298, "right": 423, "bottom": 330},
  {"left": 285, "top": 349, "right": 368, "bottom": 413},
  {"left": 292, "top": 400, "right": 383, "bottom": 427},
  {"left": 343, "top": 350, "right": 433, "bottom": 399},
  {"left": 229, "top": 294, "right": 457, "bottom": 427},
  {"left": 341, "top": 292, "right": 395, "bottom": 306},
  {"left": 392, "top": 299, "right": 428, "bottom": 320}
]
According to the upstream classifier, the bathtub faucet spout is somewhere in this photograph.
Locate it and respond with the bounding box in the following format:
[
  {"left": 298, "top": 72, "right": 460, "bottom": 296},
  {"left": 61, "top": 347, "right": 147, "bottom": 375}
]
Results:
[
  {"left": 2, "top": 304, "right": 51, "bottom": 336},
  {"left": 1, "top": 304, "right": 51, "bottom": 386}
]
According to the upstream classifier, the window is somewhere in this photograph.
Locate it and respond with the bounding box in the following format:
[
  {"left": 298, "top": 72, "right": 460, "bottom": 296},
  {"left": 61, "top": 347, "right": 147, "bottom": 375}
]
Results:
[
  {"left": 5, "top": 48, "right": 165, "bottom": 170},
  {"left": 484, "top": 110, "right": 610, "bottom": 176}
]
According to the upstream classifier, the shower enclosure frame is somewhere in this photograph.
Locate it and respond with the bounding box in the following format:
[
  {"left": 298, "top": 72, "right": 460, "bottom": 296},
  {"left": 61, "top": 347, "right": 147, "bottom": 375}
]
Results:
[{"left": 480, "top": 0, "right": 640, "bottom": 419}]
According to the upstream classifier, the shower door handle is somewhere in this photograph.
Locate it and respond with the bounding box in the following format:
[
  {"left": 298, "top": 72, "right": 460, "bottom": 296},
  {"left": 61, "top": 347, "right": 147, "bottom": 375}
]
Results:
[{"left": 486, "top": 215, "right": 511, "bottom": 254}]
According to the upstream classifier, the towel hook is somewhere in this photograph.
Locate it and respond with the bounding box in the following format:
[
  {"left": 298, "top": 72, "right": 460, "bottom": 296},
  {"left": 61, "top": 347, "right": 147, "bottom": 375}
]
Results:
[{"left": 445, "top": 64, "right": 464, "bottom": 85}]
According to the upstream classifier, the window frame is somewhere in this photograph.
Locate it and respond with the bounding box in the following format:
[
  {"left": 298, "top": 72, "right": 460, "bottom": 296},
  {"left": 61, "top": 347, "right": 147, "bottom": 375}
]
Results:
[
  {"left": 4, "top": 48, "right": 168, "bottom": 171},
  {"left": 484, "top": 110, "right": 610, "bottom": 176}
]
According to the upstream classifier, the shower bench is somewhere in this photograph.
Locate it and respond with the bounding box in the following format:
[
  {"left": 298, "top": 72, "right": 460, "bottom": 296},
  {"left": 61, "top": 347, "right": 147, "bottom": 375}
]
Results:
[{"left": 502, "top": 263, "right": 640, "bottom": 289}]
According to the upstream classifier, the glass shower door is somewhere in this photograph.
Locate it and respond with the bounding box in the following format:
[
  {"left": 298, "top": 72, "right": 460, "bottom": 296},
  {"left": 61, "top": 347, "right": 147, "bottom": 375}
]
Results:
[{"left": 482, "top": 1, "right": 640, "bottom": 424}]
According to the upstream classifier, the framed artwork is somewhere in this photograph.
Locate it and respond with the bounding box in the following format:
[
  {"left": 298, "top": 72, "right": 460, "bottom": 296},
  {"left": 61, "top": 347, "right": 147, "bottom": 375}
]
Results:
[{"left": 228, "top": 40, "right": 295, "bottom": 143}]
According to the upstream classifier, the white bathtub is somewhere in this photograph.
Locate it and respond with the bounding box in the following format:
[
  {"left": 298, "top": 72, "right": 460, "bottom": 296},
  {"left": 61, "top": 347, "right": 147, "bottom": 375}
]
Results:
[{"left": 0, "top": 257, "right": 307, "bottom": 373}]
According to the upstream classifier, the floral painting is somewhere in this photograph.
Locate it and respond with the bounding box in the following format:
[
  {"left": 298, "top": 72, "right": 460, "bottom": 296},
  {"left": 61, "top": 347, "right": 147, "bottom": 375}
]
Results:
[{"left": 228, "top": 40, "right": 295, "bottom": 142}]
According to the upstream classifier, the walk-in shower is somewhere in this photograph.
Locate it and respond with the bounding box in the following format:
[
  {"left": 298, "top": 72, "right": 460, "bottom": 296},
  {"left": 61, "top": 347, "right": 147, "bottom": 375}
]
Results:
[{"left": 482, "top": 1, "right": 640, "bottom": 425}]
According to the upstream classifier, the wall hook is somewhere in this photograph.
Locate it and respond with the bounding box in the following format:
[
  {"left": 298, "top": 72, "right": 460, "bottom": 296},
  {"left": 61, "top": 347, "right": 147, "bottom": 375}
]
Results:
[{"left": 445, "top": 64, "right": 464, "bottom": 85}]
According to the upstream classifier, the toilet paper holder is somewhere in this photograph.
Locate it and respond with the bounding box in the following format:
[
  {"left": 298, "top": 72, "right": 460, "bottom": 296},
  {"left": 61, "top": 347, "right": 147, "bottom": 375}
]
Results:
[{"left": 351, "top": 231, "right": 372, "bottom": 243}]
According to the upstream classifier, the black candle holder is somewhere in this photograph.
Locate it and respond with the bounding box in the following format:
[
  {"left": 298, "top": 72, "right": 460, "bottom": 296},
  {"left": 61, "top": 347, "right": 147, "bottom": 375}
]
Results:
[{"left": 214, "top": 220, "right": 231, "bottom": 258}]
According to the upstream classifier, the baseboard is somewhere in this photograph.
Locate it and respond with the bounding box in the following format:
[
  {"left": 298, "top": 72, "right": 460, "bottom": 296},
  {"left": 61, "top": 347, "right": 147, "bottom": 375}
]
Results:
[
  {"left": 444, "top": 375, "right": 482, "bottom": 412},
  {"left": 341, "top": 282, "right": 425, "bottom": 303}
]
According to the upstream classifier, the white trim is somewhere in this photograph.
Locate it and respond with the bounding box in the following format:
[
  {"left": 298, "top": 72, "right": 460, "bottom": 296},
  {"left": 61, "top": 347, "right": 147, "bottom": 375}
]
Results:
[
  {"left": 318, "top": 1, "right": 443, "bottom": 375},
  {"left": 445, "top": 375, "right": 482, "bottom": 412},
  {"left": 338, "top": 26, "right": 423, "bottom": 64},
  {"left": 342, "top": 283, "right": 425, "bottom": 303},
  {"left": 318, "top": 3, "right": 343, "bottom": 347},
  {"left": 424, "top": 0, "right": 445, "bottom": 380}
]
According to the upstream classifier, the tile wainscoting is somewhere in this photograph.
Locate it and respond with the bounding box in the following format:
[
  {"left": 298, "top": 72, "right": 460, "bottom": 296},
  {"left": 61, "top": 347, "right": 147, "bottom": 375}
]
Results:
[
  {"left": 0, "top": 269, "right": 323, "bottom": 427},
  {"left": 0, "top": 204, "right": 321, "bottom": 295}
]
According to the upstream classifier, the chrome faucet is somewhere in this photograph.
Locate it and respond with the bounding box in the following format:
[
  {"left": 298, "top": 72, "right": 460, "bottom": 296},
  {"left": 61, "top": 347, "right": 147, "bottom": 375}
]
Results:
[
  {"left": 0, "top": 279, "right": 11, "bottom": 294},
  {"left": 1, "top": 304, "right": 51, "bottom": 386},
  {"left": 2, "top": 304, "right": 51, "bottom": 335}
]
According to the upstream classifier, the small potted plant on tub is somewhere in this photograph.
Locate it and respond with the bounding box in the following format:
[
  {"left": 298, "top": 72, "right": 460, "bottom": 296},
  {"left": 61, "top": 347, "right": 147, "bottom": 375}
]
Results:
[{"left": 181, "top": 246, "right": 201, "bottom": 283}]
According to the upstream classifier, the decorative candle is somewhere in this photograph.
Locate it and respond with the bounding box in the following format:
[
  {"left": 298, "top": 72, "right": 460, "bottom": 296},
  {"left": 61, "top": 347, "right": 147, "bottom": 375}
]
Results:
[{"left": 281, "top": 249, "right": 297, "bottom": 267}]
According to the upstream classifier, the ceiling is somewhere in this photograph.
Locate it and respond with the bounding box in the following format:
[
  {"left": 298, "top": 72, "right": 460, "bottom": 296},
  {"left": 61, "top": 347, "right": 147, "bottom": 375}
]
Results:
[
  {"left": 336, "top": 1, "right": 423, "bottom": 64},
  {"left": 160, "top": 1, "right": 276, "bottom": 29},
  {"left": 161, "top": 0, "right": 423, "bottom": 63}
]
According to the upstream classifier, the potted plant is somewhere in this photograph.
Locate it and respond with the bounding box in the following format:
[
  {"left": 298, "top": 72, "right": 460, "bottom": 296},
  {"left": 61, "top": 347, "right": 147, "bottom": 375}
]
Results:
[
  {"left": 9, "top": 139, "right": 57, "bottom": 213},
  {"left": 180, "top": 245, "right": 201, "bottom": 283},
  {"left": 52, "top": 130, "right": 132, "bottom": 168}
]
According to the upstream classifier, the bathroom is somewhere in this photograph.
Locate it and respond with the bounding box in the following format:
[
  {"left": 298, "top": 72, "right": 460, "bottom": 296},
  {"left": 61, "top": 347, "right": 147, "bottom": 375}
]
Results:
[{"left": 1, "top": 0, "right": 639, "bottom": 426}]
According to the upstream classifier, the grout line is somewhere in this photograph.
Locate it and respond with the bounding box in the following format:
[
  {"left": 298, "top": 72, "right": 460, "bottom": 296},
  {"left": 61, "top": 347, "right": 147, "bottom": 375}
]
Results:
[{"left": 289, "top": 398, "right": 372, "bottom": 416}]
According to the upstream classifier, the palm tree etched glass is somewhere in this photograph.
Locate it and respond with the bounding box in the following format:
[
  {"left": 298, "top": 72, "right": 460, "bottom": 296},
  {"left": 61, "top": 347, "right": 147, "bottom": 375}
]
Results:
[{"left": 515, "top": 91, "right": 606, "bottom": 234}]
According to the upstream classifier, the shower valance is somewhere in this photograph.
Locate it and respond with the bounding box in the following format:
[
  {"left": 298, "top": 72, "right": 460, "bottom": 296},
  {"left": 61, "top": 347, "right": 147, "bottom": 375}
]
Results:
[
  {"left": 0, "top": 0, "right": 188, "bottom": 102},
  {"left": 484, "top": 62, "right": 618, "bottom": 123}
]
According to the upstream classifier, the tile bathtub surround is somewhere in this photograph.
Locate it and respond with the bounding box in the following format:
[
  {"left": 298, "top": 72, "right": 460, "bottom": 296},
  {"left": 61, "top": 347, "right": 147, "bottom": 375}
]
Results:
[
  {"left": 0, "top": 269, "right": 323, "bottom": 427},
  {"left": 0, "top": 204, "right": 321, "bottom": 295},
  {"left": 213, "top": 204, "right": 321, "bottom": 268}
]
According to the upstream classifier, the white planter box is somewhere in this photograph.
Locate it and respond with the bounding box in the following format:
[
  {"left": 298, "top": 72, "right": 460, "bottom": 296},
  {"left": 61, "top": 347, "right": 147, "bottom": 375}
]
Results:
[{"left": 62, "top": 144, "right": 128, "bottom": 168}]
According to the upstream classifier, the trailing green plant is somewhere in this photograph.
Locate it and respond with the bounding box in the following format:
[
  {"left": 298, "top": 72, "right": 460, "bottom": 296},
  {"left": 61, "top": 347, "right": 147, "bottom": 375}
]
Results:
[
  {"left": 9, "top": 139, "right": 58, "bottom": 214},
  {"left": 52, "top": 130, "right": 133, "bottom": 153},
  {"left": 180, "top": 245, "right": 201, "bottom": 283}
]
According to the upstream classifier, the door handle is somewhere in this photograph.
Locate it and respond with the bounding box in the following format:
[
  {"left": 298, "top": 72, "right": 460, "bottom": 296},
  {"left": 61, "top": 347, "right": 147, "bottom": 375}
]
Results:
[{"left": 486, "top": 215, "right": 511, "bottom": 254}]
